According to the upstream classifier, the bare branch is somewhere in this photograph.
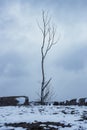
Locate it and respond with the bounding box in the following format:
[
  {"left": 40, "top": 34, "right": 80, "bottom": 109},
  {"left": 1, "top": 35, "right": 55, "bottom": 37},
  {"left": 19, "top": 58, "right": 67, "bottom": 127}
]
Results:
[
  {"left": 43, "top": 78, "right": 52, "bottom": 91},
  {"left": 37, "top": 20, "right": 44, "bottom": 34},
  {"left": 37, "top": 10, "right": 58, "bottom": 104},
  {"left": 43, "top": 89, "right": 50, "bottom": 101}
]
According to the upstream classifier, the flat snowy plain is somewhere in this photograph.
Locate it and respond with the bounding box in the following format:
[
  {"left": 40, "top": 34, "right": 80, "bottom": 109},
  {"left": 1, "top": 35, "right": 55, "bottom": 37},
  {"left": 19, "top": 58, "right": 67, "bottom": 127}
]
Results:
[{"left": 0, "top": 105, "right": 87, "bottom": 130}]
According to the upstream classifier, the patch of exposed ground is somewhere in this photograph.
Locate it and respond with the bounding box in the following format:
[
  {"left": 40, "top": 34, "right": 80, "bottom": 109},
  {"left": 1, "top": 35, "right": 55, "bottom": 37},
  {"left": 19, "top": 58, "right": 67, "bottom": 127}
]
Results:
[{"left": 5, "top": 122, "right": 72, "bottom": 130}]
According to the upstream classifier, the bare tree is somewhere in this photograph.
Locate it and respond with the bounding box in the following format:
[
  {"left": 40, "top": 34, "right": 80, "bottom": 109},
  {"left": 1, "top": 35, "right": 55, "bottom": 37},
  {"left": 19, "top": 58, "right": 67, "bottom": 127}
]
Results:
[{"left": 38, "top": 11, "right": 57, "bottom": 105}]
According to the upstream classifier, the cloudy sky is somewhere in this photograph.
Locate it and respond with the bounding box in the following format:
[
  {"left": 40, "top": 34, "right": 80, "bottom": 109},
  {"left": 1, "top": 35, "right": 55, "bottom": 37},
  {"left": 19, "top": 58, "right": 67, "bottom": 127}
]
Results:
[{"left": 0, "top": 0, "right": 87, "bottom": 101}]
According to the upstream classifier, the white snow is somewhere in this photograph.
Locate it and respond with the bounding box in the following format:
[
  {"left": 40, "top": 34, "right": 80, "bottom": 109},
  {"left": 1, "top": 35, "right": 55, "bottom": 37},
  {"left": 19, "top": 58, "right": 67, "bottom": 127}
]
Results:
[
  {"left": 16, "top": 97, "right": 25, "bottom": 105},
  {"left": 0, "top": 126, "right": 25, "bottom": 130},
  {"left": 85, "top": 98, "right": 87, "bottom": 103},
  {"left": 0, "top": 105, "right": 87, "bottom": 130}
]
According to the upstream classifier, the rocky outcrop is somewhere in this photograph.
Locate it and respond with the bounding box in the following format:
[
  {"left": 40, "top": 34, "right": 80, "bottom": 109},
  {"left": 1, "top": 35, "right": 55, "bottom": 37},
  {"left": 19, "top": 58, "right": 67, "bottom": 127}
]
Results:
[
  {"left": 66, "top": 99, "right": 77, "bottom": 105},
  {"left": 0, "top": 96, "right": 29, "bottom": 106},
  {"left": 53, "top": 98, "right": 87, "bottom": 106},
  {"left": 78, "top": 98, "right": 87, "bottom": 106}
]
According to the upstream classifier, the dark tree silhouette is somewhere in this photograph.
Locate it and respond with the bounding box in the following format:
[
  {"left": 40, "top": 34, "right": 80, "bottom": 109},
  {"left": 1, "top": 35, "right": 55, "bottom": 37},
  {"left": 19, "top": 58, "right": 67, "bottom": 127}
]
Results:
[{"left": 38, "top": 11, "right": 58, "bottom": 104}]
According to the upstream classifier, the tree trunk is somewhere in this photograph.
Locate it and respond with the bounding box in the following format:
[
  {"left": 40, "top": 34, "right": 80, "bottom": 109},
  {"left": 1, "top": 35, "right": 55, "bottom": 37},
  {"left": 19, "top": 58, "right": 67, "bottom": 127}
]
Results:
[{"left": 41, "top": 54, "right": 45, "bottom": 104}]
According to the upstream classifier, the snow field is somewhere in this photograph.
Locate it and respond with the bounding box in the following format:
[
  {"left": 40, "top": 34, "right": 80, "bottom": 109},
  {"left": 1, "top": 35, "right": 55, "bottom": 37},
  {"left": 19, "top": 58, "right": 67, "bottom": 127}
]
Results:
[{"left": 0, "top": 105, "right": 87, "bottom": 130}]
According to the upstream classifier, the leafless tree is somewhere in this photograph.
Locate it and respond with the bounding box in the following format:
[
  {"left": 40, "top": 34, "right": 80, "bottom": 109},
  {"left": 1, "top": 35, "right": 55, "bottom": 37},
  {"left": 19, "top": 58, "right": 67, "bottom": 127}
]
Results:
[{"left": 38, "top": 11, "right": 58, "bottom": 105}]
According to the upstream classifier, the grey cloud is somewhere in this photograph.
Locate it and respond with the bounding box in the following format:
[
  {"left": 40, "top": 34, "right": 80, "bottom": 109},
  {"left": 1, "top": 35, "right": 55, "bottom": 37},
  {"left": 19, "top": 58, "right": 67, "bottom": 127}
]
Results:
[
  {"left": 57, "top": 44, "right": 87, "bottom": 71},
  {"left": 0, "top": 51, "right": 29, "bottom": 78},
  {"left": 0, "top": 0, "right": 87, "bottom": 101}
]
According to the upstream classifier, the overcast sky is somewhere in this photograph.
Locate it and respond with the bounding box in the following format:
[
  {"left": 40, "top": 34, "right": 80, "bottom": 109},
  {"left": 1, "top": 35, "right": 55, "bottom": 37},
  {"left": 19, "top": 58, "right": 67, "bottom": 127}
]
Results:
[{"left": 0, "top": 0, "right": 87, "bottom": 101}]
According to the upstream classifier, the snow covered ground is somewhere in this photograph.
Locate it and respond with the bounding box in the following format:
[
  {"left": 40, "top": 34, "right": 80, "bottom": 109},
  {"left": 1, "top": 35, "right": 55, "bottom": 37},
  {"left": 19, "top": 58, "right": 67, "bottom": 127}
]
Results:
[{"left": 0, "top": 105, "right": 87, "bottom": 130}]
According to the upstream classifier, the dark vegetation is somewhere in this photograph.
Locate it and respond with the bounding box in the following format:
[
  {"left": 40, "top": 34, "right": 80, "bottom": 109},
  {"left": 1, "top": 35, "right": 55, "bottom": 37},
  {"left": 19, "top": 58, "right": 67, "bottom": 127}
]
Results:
[{"left": 5, "top": 121, "right": 71, "bottom": 130}]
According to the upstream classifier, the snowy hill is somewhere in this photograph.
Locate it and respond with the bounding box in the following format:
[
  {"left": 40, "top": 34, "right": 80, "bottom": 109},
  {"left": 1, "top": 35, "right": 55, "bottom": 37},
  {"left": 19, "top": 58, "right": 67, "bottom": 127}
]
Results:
[
  {"left": 0, "top": 96, "right": 87, "bottom": 129},
  {"left": 0, "top": 105, "right": 87, "bottom": 130}
]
